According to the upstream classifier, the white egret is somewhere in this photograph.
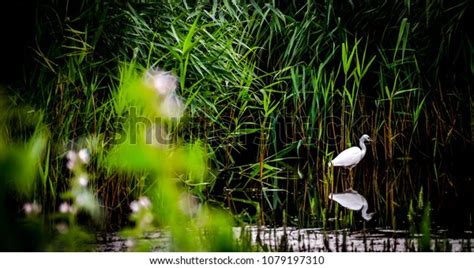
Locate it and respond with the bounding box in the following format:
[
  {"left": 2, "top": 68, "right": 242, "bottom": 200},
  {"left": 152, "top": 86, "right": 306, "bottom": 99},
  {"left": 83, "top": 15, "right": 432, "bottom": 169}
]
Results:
[
  {"left": 329, "top": 134, "right": 372, "bottom": 169},
  {"left": 329, "top": 189, "right": 374, "bottom": 221}
]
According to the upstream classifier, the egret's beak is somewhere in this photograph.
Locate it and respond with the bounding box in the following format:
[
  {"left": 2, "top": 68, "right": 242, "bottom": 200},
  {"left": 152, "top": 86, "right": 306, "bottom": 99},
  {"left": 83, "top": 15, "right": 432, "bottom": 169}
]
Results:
[{"left": 367, "top": 137, "right": 373, "bottom": 142}]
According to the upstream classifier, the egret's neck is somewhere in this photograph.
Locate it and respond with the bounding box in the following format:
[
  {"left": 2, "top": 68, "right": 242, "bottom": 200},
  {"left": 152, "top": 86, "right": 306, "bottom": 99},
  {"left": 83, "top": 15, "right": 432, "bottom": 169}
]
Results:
[
  {"left": 359, "top": 139, "right": 367, "bottom": 156},
  {"left": 361, "top": 204, "right": 372, "bottom": 221}
]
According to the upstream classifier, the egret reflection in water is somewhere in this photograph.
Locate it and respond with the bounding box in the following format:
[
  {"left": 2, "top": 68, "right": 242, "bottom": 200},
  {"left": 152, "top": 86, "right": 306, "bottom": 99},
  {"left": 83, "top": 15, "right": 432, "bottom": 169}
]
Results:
[{"left": 329, "top": 189, "right": 374, "bottom": 221}]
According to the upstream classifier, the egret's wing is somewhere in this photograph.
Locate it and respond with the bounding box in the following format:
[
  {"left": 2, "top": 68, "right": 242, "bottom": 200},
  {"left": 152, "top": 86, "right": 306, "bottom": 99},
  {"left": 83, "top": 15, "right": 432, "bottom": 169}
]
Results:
[
  {"left": 331, "top": 147, "right": 362, "bottom": 167},
  {"left": 329, "top": 192, "right": 364, "bottom": 211}
]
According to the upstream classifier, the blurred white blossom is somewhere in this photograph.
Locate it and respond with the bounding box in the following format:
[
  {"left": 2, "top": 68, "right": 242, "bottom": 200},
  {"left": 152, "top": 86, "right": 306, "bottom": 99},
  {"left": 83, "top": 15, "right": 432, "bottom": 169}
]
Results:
[
  {"left": 138, "top": 196, "right": 151, "bottom": 208},
  {"left": 160, "top": 93, "right": 185, "bottom": 119},
  {"left": 146, "top": 68, "right": 178, "bottom": 96},
  {"left": 66, "top": 148, "right": 90, "bottom": 170},
  {"left": 23, "top": 201, "right": 42, "bottom": 215},
  {"left": 59, "top": 202, "right": 74, "bottom": 213},
  {"left": 78, "top": 148, "right": 90, "bottom": 164},
  {"left": 78, "top": 175, "right": 88, "bottom": 187},
  {"left": 130, "top": 200, "right": 140, "bottom": 213},
  {"left": 130, "top": 196, "right": 152, "bottom": 213},
  {"left": 66, "top": 150, "right": 78, "bottom": 170}
]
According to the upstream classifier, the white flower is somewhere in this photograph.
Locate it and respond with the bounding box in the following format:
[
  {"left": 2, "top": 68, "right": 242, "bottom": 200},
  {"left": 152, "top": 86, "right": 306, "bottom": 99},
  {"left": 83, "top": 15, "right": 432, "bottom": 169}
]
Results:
[
  {"left": 23, "top": 203, "right": 33, "bottom": 214},
  {"left": 146, "top": 68, "right": 178, "bottom": 96},
  {"left": 138, "top": 196, "right": 151, "bottom": 209},
  {"left": 23, "top": 202, "right": 41, "bottom": 215},
  {"left": 130, "top": 200, "right": 140, "bottom": 213},
  {"left": 59, "top": 202, "right": 73, "bottom": 213},
  {"left": 160, "top": 93, "right": 185, "bottom": 119},
  {"left": 66, "top": 149, "right": 90, "bottom": 170},
  {"left": 154, "top": 73, "right": 177, "bottom": 96},
  {"left": 130, "top": 196, "right": 152, "bottom": 213},
  {"left": 66, "top": 161, "right": 74, "bottom": 170},
  {"left": 67, "top": 150, "right": 77, "bottom": 161},
  {"left": 78, "top": 148, "right": 90, "bottom": 164},
  {"left": 78, "top": 175, "right": 88, "bottom": 187},
  {"left": 66, "top": 150, "right": 78, "bottom": 170}
]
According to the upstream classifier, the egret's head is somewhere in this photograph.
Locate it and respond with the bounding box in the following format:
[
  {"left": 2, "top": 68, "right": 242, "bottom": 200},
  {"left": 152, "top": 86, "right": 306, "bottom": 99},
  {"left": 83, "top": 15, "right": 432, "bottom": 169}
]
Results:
[
  {"left": 362, "top": 212, "right": 375, "bottom": 221},
  {"left": 360, "top": 134, "right": 372, "bottom": 143}
]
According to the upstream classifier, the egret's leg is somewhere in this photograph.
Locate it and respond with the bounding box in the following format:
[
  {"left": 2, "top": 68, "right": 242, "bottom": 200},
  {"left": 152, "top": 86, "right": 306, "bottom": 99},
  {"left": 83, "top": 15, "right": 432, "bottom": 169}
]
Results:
[
  {"left": 343, "top": 168, "right": 353, "bottom": 192},
  {"left": 334, "top": 169, "right": 340, "bottom": 199},
  {"left": 349, "top": 169, "right": 353, "bottom": 188},
  {"left": 329, "top": 167, "right": 334, "bottom": 210}
]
